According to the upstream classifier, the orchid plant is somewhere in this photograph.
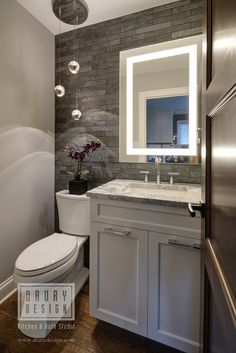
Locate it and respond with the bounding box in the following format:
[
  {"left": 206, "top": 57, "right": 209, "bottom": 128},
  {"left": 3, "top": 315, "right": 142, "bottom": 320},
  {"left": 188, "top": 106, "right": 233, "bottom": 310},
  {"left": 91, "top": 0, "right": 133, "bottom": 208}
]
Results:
[{"left": 66, "top": 140, "right": 101, "bottom": 181}]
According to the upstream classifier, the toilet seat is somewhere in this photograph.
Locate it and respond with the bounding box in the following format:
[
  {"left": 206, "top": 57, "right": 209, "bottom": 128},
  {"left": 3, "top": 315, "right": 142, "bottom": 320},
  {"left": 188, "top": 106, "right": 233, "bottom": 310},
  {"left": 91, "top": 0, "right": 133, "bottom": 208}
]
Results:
[{"left": 14, "top": 233, "right": 86, "bottom": 278}]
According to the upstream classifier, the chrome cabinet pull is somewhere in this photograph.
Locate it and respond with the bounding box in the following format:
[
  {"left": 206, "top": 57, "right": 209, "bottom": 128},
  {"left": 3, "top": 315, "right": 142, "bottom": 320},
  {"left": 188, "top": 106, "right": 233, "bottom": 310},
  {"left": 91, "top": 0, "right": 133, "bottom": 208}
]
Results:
[
  {"left": 168, "top": 238, "right": 201, "bottom": 250},
  {"left": 104, "top": 227, "right": 131, "bottom": 237}
]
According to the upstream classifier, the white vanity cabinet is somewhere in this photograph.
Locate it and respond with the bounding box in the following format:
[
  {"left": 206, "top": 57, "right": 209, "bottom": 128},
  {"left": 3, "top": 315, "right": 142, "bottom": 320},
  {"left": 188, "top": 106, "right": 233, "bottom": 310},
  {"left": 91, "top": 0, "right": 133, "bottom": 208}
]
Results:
[
  {"left": 90, "top": 222, "right": 148, "bottom": 335},
  {"left": 148, "top": 232, "right": 201, "bottom": 353},
  {"left": 89, "top": 197, "right": 201, "bottom": 353}
]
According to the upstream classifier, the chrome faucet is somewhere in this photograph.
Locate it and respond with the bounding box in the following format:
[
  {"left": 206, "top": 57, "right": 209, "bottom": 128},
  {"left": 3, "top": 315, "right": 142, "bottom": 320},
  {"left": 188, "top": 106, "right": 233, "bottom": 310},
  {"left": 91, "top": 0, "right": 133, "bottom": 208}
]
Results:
[
  {"left": 168, "top": 172, "right": 179, "bottom": 185},
  {"left": 140, "top": 171, "right": 149, "bottom": 183},
  {"left": 155, "top": 156, "right": 161, "bottom": 184}
]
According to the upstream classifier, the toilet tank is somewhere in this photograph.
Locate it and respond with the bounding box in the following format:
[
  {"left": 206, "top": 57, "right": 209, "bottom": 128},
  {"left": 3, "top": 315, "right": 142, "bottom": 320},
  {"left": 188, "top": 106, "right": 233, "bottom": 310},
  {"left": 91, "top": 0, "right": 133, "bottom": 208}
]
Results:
[{"left": 56, "top": 190, "right": 90, "bottom": 236}]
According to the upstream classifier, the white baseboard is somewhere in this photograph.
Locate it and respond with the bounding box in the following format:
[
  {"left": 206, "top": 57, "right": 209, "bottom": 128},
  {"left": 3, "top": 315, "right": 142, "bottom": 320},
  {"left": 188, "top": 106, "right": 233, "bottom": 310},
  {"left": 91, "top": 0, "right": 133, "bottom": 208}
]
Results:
[{"left": 0, "top": 276, "right": 16, "bottom": 305}]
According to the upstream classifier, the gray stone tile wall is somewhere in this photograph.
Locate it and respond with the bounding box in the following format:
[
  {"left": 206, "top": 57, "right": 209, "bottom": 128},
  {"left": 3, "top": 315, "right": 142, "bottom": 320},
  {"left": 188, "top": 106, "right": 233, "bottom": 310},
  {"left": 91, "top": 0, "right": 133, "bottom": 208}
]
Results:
[{"left": 55, "top": 0, "right": 203, "bottom": 193}]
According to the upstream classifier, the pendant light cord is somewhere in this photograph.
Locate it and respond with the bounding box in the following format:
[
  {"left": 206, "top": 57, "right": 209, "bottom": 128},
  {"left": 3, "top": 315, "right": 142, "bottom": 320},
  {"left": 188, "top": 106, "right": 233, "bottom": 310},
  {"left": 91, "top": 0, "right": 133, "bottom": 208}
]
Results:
[
  {"left": 74, "top": 0, "right": 78, "bottom": 110},
  {"left": 73, "top": 0, "right": 77, "bottom": 61},
  {"left": 58, "top": 5, "right": 62, "bottom": 85},
  {"left": 76, "top": 71, "right": 78, "bottom": 110},
  {"left": 75, "top": 20, "right": 78, "bottom": 110},
  {"left": 73, "top": 24, "right": 76, "bottom": 61}
]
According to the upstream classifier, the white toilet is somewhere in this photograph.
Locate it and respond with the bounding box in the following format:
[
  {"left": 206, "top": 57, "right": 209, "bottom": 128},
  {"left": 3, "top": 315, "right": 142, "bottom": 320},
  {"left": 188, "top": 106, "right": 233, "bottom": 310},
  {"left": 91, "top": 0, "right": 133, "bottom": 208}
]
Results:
[{"left": 14, "top": 190, "right": 90, "bottom": 338}]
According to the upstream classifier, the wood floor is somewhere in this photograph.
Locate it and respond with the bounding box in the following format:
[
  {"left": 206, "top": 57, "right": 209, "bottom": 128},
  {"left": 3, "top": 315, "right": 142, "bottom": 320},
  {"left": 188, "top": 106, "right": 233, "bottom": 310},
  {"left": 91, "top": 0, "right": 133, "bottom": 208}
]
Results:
[{"left": 0, "top": 282, "right": 182, "bottom": 353}]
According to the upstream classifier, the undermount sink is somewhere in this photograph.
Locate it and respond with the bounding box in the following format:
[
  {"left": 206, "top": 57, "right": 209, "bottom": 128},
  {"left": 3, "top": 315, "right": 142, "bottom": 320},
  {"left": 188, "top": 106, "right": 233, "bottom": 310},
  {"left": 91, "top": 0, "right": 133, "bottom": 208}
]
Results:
[{"left": 122, "top": 182, "right": 199, "bottom": 196}]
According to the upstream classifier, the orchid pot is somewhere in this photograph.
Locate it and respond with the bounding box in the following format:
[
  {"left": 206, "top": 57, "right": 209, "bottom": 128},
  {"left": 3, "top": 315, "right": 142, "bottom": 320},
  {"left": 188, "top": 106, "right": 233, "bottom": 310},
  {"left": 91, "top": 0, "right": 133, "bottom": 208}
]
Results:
[{"left": 68, "top": 179, "right": 88, "bottom": 195}]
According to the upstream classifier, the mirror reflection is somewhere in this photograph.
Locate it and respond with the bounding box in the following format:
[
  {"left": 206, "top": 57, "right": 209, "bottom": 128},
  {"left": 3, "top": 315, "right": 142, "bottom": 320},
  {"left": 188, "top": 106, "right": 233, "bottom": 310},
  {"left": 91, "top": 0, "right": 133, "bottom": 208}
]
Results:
[{"left": 146, "top": 95, "right": 189, "bottom": 148}]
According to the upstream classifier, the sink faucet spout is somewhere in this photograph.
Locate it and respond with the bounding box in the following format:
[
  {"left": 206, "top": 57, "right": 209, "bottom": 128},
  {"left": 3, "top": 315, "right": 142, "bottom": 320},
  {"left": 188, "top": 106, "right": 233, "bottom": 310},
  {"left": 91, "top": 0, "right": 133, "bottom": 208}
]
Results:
[
  {"left": 155, "top": 156, "right": 161, "bottom": 184},
  {"left": 140, "top": 171, "right": 149, "bottom": 183}
]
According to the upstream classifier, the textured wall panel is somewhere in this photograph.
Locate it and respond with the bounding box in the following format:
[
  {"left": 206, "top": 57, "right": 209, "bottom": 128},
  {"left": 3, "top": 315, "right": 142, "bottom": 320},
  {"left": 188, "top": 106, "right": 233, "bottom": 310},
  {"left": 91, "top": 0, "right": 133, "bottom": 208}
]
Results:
[{"left": 55, "top": 0, "right": 203, "bottom": 192}]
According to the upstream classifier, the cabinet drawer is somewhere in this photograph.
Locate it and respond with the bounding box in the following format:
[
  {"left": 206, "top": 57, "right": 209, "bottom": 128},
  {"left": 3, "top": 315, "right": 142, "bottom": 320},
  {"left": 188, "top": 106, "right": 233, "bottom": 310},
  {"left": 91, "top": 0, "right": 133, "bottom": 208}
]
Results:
[{"left": 91, "top": 198, "right": 201, "bottom": 239}]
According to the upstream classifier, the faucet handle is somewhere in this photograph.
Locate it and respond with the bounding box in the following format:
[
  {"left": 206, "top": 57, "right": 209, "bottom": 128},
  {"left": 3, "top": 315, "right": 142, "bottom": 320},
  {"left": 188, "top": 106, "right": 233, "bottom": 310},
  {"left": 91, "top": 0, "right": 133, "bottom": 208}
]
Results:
[
  {"left": 140, "top": 171, "right": 149, "bottom": 183},
  {"left": 168, "top": 172, "right": 179, "bottom": 185}
]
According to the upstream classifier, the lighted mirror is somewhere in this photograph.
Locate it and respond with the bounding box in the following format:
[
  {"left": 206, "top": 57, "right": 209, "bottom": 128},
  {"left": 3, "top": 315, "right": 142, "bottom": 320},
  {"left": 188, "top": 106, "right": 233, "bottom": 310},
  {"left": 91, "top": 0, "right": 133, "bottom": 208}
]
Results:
[{"left": 119, "top": 35, "right": 202, "bottom": 163}]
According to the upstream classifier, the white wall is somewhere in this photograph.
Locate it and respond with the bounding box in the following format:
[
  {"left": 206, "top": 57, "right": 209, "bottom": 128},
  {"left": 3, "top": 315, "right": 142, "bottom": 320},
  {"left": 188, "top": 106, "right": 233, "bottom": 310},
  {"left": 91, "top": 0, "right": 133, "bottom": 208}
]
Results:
[{"left": 0, "top": 0, "right": 55, "bottom": 287}]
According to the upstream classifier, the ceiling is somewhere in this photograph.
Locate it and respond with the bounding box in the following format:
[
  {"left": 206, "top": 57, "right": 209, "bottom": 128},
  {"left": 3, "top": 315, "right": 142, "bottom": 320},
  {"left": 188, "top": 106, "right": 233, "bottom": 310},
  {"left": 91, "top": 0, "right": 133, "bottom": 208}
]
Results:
[{"left": 16, "top": 0, "right": 178, "bottom": 35}]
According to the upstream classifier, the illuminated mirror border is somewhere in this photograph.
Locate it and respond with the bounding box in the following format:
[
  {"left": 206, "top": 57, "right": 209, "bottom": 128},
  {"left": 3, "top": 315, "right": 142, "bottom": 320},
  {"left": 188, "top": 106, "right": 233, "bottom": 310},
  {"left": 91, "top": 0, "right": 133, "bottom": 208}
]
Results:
[{"left": 126, "top": 44, "right": 198, "bottom": 156}]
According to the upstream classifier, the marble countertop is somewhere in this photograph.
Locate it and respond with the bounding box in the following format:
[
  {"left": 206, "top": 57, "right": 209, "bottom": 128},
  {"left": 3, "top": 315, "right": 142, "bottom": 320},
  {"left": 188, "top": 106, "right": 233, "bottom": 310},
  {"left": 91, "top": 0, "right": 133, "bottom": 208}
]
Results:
[{"left": 87, "top": 179, "right": 201, "bottom": 208}]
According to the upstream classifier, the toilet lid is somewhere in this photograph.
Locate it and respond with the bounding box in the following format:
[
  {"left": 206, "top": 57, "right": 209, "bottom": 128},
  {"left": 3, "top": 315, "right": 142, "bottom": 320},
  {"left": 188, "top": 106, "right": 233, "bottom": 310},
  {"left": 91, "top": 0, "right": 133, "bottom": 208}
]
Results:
[{"left": 15, "top": 233, "right": 78, "bottom": 274}]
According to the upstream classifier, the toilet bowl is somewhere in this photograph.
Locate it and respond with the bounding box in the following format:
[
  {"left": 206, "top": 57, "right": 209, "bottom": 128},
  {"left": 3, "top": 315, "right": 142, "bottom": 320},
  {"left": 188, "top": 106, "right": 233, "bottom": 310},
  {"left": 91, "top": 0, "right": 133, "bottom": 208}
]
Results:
[{"left": 14, "top": 190, "right": 90, "bottom": 338}]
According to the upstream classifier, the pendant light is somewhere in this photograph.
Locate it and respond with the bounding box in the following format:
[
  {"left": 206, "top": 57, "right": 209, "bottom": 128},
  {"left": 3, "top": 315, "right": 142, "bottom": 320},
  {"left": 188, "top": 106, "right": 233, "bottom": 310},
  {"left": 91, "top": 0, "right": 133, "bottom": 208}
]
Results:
[
  {"left": 72, "top": 69, "right": 82, "bottom": 120},
  {"left": 68, "top": 1, "right": 80, "bottom": 74},
  {"left": 52, "top": 0, "right": 89, "bottom": 119},
  {"left": 72, "top": 110, "right": 82, "bottom": 120},
  {"left": 68, "top": 61, "right": 80, "bottom": 74},
  {"left": 54, "top": 5, "right": 66, "bottom": 97},
  {"left": 70, "top": 7, "right": 82, "bottom": 120},
  {"left": 72, "top": 47, "right": 82, "bottom": 120},
  {"left": 54, "top": 85, "right": 65, "bottom": 97},
  {"left": 68, "top": 37, "right": 80, "bottom": 75}
]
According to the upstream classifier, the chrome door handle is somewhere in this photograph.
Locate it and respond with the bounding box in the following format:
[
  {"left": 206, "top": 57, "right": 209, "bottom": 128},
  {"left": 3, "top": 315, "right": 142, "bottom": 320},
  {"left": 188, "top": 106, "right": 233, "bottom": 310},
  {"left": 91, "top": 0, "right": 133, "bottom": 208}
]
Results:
[
  {"left": 168, "top": 238, "right": 201, "bottom": 250},
  {"left": 104, "top": 227, "right": 131, "bottom": 237},
  {"left": 188, "top": 202, "right": 205, "bottom": 218}
]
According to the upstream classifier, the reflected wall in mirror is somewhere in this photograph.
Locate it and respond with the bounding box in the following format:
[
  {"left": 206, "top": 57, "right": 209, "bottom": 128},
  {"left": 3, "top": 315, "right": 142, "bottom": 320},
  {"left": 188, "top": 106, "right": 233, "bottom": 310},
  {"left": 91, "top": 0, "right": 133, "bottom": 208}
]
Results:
[{"left": 119, "top": 35, "right": 202, "bottom": 164}]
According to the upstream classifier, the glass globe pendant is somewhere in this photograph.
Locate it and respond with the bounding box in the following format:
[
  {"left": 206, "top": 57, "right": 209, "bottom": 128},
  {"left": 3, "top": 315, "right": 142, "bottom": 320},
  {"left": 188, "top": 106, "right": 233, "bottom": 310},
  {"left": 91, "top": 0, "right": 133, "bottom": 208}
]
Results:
[
  {"left": 72, "top": 109, "right": 82, "bottom": 120},
  {"left": 54, "top": 84, "right": 65, "bottom": 97},
  {"left": 68, "top": 14, "right": 80, "bottom": 74},
  {"left": 68, "top": 60, "right": 80, "bottom": 74}
]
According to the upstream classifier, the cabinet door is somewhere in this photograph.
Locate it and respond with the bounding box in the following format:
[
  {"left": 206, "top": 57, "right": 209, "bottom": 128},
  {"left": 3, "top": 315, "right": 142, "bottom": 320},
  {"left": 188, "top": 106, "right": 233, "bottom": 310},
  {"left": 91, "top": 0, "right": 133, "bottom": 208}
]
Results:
[
  {"left": 148, "top": 232, "right": 201, "bottom": 353},
  {"left": 90, "top": 222, "right": 148, "bottom": 336}
]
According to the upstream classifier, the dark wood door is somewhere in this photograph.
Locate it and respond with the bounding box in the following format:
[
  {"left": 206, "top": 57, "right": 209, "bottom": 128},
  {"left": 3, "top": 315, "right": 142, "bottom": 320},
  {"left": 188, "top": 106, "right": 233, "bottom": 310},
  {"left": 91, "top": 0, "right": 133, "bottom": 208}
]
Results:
[{"left": 202, "top": 0, "right": 236, "bottom": 352}]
